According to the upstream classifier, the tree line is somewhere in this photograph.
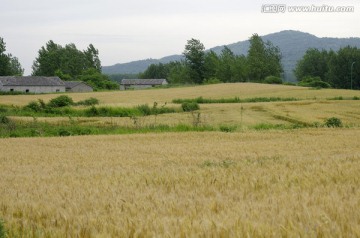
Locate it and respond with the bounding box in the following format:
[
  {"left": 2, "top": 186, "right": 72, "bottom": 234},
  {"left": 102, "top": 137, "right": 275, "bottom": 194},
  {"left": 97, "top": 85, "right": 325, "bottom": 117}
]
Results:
[
  {"left": 0, "top": 37, "right": 117, "bottom": 90},
  {"left": 294, "top": 47, "right": 360, "bottom": 89},
  {"left": 140, "top": 34, "right": 284, "bottom": 84},
  {"left": 2, "top": 35, "right": 359, "bottom": 90}
]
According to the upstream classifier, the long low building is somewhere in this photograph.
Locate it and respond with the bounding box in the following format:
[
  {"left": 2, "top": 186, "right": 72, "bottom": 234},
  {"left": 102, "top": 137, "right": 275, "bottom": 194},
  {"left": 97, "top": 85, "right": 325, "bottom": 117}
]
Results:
[
  {"left": 0, "top": 76, "right": 66, "bottom": 93},
  {"left": 65, "top": 81, "right": 93, "bottom": 92},
  {"left": 120, "top": 79, "right": 168, "bottom": 90}
]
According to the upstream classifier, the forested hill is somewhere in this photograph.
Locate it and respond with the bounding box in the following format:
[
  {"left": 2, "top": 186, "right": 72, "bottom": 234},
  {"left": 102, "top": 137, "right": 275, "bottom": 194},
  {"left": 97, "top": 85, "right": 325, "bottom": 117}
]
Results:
[{"left": 102, "top": 30, "right": 360, "bottom": 81}]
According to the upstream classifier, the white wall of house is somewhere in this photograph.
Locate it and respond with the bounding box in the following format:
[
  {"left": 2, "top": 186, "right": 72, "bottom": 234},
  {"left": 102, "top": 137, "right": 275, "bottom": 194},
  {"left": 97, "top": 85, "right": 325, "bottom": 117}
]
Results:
[
  {"left": 67, "top": 84, "right": 93, "bottom": 92},
  {"left": 1, "top": 86, "right": 65, "bottom": 93}
]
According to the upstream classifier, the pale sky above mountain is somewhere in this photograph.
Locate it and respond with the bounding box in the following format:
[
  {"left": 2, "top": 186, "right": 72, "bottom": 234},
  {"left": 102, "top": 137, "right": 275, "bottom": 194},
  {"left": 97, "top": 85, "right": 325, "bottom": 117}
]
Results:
[{"left": 1, "top": 0, "right": 359, "bottom": 75}]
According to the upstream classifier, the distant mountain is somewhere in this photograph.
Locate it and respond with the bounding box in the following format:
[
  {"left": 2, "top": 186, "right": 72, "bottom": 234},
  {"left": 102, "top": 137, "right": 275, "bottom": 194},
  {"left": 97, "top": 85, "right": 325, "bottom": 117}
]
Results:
[
  {"left": 102, "top": 55, "right": 182, "bottom": 75},
  {"left": 102, "top": 30, "right": 360, "bottom": 81}
]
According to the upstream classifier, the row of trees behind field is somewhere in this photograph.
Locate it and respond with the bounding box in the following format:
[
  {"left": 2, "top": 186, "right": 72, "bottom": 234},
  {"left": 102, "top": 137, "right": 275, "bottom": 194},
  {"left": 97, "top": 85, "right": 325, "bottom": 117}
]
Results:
[
  {"left": 294, "top": 47, "right": 360, "bottom": 89},
  {"left": 0, "top": 37, "right": 118, "bottom": 90},
  {"left": 1, "top": 35, "right": 359, "bottom": 89},
  {"left": 140, "top": 34, "right": 283, "bottom": 84}
]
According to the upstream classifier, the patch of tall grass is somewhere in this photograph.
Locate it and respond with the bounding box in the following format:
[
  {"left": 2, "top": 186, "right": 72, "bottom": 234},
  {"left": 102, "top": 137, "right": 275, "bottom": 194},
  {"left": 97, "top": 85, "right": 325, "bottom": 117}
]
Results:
[
  {"left": 172, "top": 96, "right": 299, "bottom": 104},
  {"left": 0, "top": 119, "right": 215, "bottom": 138}
]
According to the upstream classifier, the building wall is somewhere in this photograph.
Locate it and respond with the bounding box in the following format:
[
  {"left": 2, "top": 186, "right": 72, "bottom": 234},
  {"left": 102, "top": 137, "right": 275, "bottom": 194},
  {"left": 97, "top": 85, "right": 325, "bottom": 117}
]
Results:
[
  {"left": 121, "top": 84, "right": 169, "bottom": 90},
  {"left": 68, "top": 84, "right": 93, "bottom": 92},
  {"left": 121, "top": 85, "right": 154, "bottom": 90},
  {"left": 1, "top": 86, "right": 65, "bottom": 93}
]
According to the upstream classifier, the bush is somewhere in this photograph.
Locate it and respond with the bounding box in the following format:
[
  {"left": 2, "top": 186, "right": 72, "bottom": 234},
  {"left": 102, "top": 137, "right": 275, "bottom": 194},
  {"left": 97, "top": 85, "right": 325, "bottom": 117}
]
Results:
[
  {"left": 25, "top": 101, "right": 42, "bottom": 112},
  {"left": 298, "top": 76, "right": 331, "bottom": 88},
  {"left": 181, "top": 102, "right": 200, "bottom": 112},
  {"left": 58, "top": 129, "right": 72, "bottom": 136},
  {"left": 324, "top": 117, "right": 342, "bottom": 128},
  {"left": 48, "top": 95, "right": 74, "bottom": 108},
  {"left": 0, "top": 219, "right": 7, "bottom": 238},
  {"left": 219, "top": 125, "right": 237, "bottom": 132},
  {"left": 0, "top": 115, "right": 10, "bottom": 124},
  {"left": 76, "top": 97, "right": 99, "bottom": 106},
  {"left": 204, "top": 78, "right": 223, "bottom": 85},
  {"left": 137, "top": 104, "right": 152, "bottom": 116},
  {"left": 0, "top": 106, "right": 7, "bottom": 113},
  {"left": 264, "top": 76, "right": 283, "bottom": 84},
  {"left": 85, "top": 106, "right": 99, "bottom": 116}
]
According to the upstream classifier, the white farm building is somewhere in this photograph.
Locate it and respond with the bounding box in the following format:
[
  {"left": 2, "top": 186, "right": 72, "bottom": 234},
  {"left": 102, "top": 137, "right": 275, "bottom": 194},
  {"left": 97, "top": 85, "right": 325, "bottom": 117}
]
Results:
[
  {"left": 120, "top": 79, "right": 168, "bottom": 90},
  {"left": 0, "top": 76, "right": 65, "bottom": 93}
]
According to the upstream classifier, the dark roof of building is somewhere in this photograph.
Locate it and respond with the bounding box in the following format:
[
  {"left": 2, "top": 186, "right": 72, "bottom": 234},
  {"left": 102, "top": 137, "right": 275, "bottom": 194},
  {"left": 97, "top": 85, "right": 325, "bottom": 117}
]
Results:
[
  {"left": 0, "top": 76, "right": 65, "bottom": 87},
  {"left": 64, "top": 81, "right": 92, "bottom": 89},
  {"left": 121, "top": 79, "right": 167, "bottom": 85}
]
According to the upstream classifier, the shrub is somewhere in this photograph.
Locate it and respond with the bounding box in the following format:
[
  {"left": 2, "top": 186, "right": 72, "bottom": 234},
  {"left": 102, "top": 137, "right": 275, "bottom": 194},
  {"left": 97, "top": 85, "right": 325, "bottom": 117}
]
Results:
[
  {"left": 76, "top": 97, "right": 99, "bottom": 106},
  {"left": 219, "top": 125, "right": 237, "bottom": 132},
  {"left": 85, "top": 106, "right": 99, "bottom": 116},
  {"left": 58, "top": 129, "right": 71, "bottom": 136},
  {"left": 181, "top": 102, "right": 200, "bottom": 112},
  {"left": 0, "top": 219, "right": 7, "bottom": 238},
  {"left": 264, "top": 76, "right": 283, "bottom": 84},
  {"left": 324, "top": 117, "right": 342, "bottom": 128},
  {"left": 204, "top": 78, "right": 223, "bottom": 85},
  {"left": 298, "top": 76, "right": 331, "bottom": 88},
  {"left": 137, "top": 104, "right": 152, "bottom": 116},
  {"left": 0, "top": 115, "right": 10, "bottom": 124},
  {"left": 25, "top": 101, "right": 42, "bottom": 112},
  {"left": 48, "top": 95, "right": 74, "bottom": 108},
  {"left": 0, "top": 106, "right": 7, "bottom": 113}
]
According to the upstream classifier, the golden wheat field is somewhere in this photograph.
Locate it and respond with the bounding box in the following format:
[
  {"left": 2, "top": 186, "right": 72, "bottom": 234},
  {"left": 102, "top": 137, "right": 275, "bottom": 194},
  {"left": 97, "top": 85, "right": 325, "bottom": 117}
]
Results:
[
  {"left": 1, "top": 83, "right": 360, "bottom": 107},
  {"left": 0, "top": 129, "right": 360, "bottom": 237},
  {"left": 3, "top": 83, "right": 360, "bottom": 129},
  {"left": 1, "top": 83, "right": 360, "bottom": 237}
]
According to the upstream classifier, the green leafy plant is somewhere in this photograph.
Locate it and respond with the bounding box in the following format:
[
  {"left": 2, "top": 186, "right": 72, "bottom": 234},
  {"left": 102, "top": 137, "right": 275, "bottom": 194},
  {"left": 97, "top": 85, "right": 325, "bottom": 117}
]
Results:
[
  {"left": 0, "top": 115, "right": 10, "bottom": 124},
  {"left": 48, "top": 95, "right": 74, "bottom": 108},
  {"left": 0, "top": 219, "right": 7, "bottom": 238},
  {"left": 298, "top": 76, "right": 331, "bottom": 88},
  {"left": 264, "top": 75, "right": 283, "bottom": 84},
  {"left": 219, "top": 125, "right": 237, "bottom": 132},
  {"left": 181, "top": 102, "right": 200, "bottom": 112},
  {"left": 75, "top": 97, "right": 99, "bottom": 106},
  {"left": 324, "top": 117, "right": 342, "bottom": 128}
]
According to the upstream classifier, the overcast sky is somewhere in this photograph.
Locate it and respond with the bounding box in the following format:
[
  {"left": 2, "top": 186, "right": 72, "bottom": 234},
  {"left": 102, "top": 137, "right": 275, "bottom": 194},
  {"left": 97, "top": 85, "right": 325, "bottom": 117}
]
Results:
[{"left": 1, "top": 0, "right": 359, "bottom": 75}]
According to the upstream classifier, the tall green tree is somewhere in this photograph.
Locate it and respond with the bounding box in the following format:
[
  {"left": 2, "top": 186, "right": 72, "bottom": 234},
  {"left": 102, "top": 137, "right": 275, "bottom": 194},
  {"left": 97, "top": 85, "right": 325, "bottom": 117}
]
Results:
[
  {"left": 327, "top": 46, "right": 360, "bottom": 89},
  {"left": 203, "top": 50, "right": 220, "bottom": 80},
  {"left": 247, "top": 34, "right": 282, "bottom": 81},
  {"left": 140, "top": 63, "right": 169, "bottom": 79},
  {"left": 8, "top": 54, "right": 24, "bottom": 76},
  {"left": 183, "top": 38, "right": 205, "bottom": 84},
  {"left": 167, "top": 61, "right": 191, "bottom": 84},
  {"left": 32, "top": 41, "right": 102, "bottom": 79},
  {"left": 294, "top": 48, "right": 331, "bottom": 81},
  {"left": 84, "top": 44, "right": 102, "bottom": 72},
  {"left": 0, "top": 37, "right": 23, "bottom": 76},
  {"left": 232, "top": 55, "right": 248, "bottom": 82},
  {"left": 217, "top": 46, "right": 235, "bottom": 82},
  {"left": 32, "top": 40, "right": 62, "bottom": 76}
]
